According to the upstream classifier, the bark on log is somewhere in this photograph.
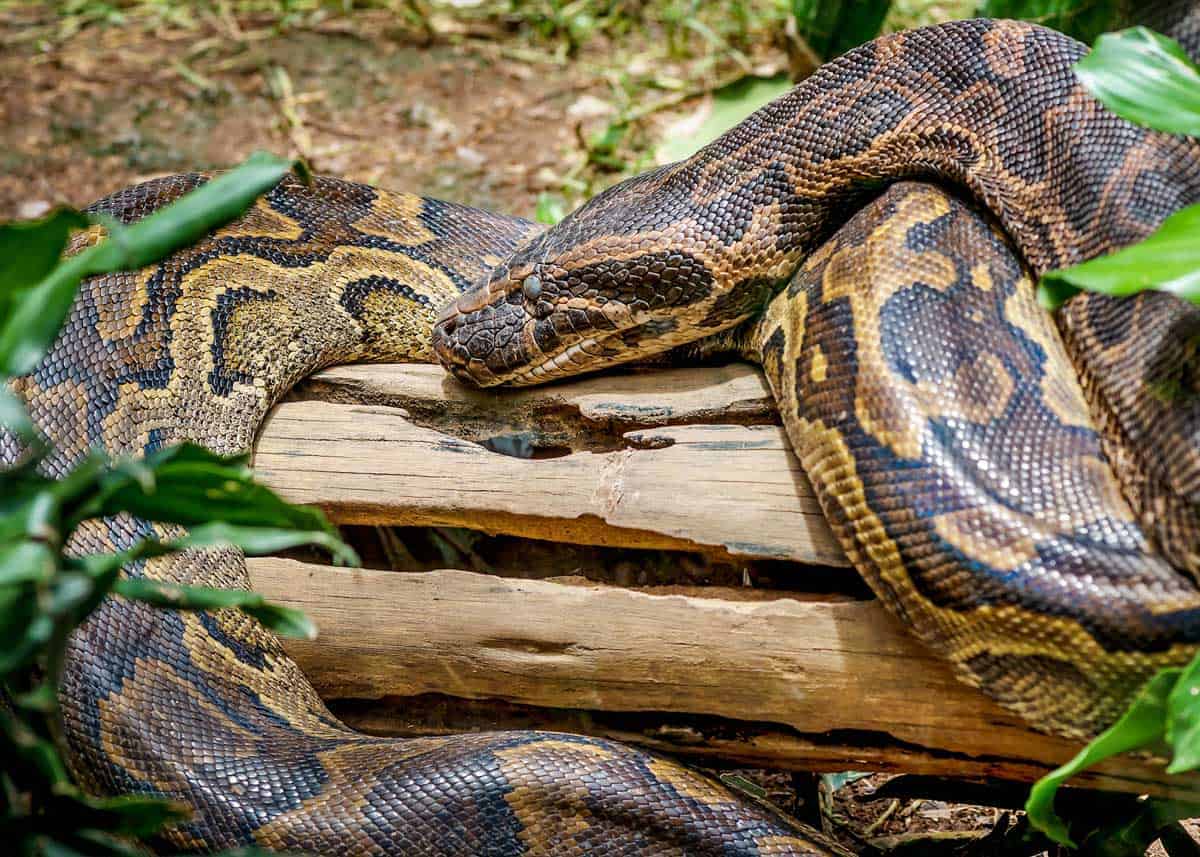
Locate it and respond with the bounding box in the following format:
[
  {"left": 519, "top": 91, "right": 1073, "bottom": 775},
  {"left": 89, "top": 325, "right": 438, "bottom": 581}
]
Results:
[
  {"left": 258, "top": 364, "right": 845, "bottom": 565},
  {"left": 248, "top": 363, "right": 1199, "bottom": 798},
  {"left": 245, "top": 558, "right": 1200, "bottom": 799}
]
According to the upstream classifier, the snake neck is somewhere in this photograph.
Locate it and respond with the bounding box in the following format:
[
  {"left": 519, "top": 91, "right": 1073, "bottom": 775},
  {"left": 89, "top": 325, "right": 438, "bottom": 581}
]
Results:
[{"left": 434, "top": 18, "right": 1200, "bottom": 388}]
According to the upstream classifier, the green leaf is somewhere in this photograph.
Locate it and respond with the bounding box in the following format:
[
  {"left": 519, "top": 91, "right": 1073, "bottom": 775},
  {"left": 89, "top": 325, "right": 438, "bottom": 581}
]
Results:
[
  {"left": 0, "top": 208, "right": 89, "bottom": 294},
  {"left": 14, "top": 681, "right": 58, "bottom": 714},
  {"left": 85, "top": 443, "right": 356, "bottom": 566},
  {"left": 1038, "top": 203, "right": 1200, "bottom": 310},
  {"left": 1075, "top": 27, "right": 1200, "bottom": 136},
  {"left": 534, "top": 193, "right": 567, "bottom": 226},
  {"left": 0, "top": 387, "right": 33, "bottom": 440},
  {"left": 239, "top": 602, "right": 317, "bottom": 640},
  {"left": 1025, "top": 669, "right": 1179, "bottom": 846},
  {"left": 1166, "top": 652, "right": 1200, "bottom": 772},
  {"left": 59, "top": 791, "right": 190, "bottom": 837},
  {"left": 114, "top": 579, "right": 317, "bottom": 640},
  {"left": 74, "top": 522, "right": 353, "bottom": 589},
  {"left": 791, "top": 0, "right": 890, "bottom": 60},
  {"left": 978, "top": 0, "right": 1122, "bottom": 44},
  {"left": 1078, "top": 796, "right": 1200, "bottom": 857},
  {"left": 0, "top": 152, "right": 293, "bottom": 377},
  {"left": 0, "top": 541, "right": 55, "bottom": 586},
  {"left": 87, "top": 151, "right": 293, "bottom": 273},
  {"left": 47, "top": 572, "right": 94, "bottom": 617},
  {"left": 658, "top": 75, "right": 795, "bottom": 164},
  {"left": 0, "top": 587, "right": 41, "bottom": 674},
  {"left": 0, "top": 247, "right": 95, "bottom": 378},
  {"left": 175, "top": 521, "right": 355, "bottom": 564}
]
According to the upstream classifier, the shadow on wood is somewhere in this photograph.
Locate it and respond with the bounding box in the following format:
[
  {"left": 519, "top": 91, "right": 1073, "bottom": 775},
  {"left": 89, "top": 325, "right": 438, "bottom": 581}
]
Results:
[{"left": 250, "top": 362, "right": 1198, "bottom": 800}]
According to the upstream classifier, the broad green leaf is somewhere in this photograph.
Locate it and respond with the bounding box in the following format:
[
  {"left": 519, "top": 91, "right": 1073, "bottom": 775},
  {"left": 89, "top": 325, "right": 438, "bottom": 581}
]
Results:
[
  {"left": 1025, "top": 669, "right": 1179, "bottom": 846},
  {"left": 1078, "top": 796, "right": 1200, "bottom": 856},
  {"left": 176, "top": 521, "right": 356, "bottom": 565},
  {"left": 75, "top": 523, "right": 354, "bottom": 590},
  {"left": 1075, "top": 27, "right": 1200, "bottom": 136},
  {"left": 47, "top": 572, "right": 94, "bottom": 617},
  {"left": 114, "top": 578, "right": 317, "bottom": 639},
  {"left": 60, "top": 792, "right": 190, "bottom": 837},
  {"left": 0, "top": 152, "right": 293, "bottom": 377},
  {"left": 37, "top": 834, "right": 142, "bottom": 857},
  {"left": 0, "top": 386, "right": 33, "bottom": 440},
  {"left": 658, "top": 75, "right": 795, "bottom": 164},
  {"left": 0, "top": 208, "right": 88, "bottom": 295},
  {"left": 0, "top": 586, "right": 41, "bottom": 674},
  {"left": 239, "top": 602, "right": 318, "bottom": 641},
  {"left": 1166, "top": 651, "right": 1200, "bottom": 772},
  {"left": 0, "top": 541, "right": 55, "bottom": 586},
  {"left": 83, "top": 444, "right": 355, "bottom": 566},
  {"left": 0, "top": 707, "right": 70, "bottom": 783},
  {"left": 1038, "top": 203, "right": 1200, "bottom": 309},
  {"left": 14, "top": 681, "right": 57, "bottom": 714},
  {"left": 0, "top": 248, "right": 96, "bottom": 377},
  {"left": 791, "top": 0, "right": 890, "bottom": 60},
  {"left": 86, "top": 151, "right": 293, "bottom": 272},
  {"left": 535, "top": 193, "right": 567, "bottom": 226},
  {"left": 978, "top": 0, "right": 1122, "bottom": 44}
]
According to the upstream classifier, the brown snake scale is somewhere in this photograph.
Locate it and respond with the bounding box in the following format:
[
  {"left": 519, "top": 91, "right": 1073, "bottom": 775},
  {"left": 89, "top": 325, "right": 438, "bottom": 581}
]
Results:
[{"left": 3, "top": 6, "right": 1199, "bottom": 854}]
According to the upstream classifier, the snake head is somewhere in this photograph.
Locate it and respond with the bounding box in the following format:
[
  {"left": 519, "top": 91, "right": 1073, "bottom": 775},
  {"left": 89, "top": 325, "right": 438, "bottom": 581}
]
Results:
[{"left": 433, "top": 167, "right": 773, "bottom": 387}]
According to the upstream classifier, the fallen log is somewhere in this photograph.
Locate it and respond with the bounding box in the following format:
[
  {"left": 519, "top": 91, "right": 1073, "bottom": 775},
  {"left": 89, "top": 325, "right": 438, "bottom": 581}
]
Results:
[{"left": 247, "top": 362, "right": 1199, "bottom": 799}]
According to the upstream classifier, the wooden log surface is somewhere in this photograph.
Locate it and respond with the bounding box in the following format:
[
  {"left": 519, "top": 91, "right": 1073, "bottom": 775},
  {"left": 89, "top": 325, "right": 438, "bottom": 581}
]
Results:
[
  {"left": 249, "top": 362, "right": 1199, "bottom": 798},
  {"left": 259, "top": 363, "right": 846, "bottom": 566},
  {"left": 246, "top": 558, "right": 1199, "bottom": 799}
]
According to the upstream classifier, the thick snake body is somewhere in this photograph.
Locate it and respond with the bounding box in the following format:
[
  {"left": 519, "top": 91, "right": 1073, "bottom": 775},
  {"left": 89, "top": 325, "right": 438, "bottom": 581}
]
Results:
[
  {"left": 434, "top": 16, "right": 1200, "bottom": 740},
  {"left": 8, "top": 10, "right": 1200, "bottom": 854},
  {"left": 5, "top": 176, "right": 843, "bottom": 853}
]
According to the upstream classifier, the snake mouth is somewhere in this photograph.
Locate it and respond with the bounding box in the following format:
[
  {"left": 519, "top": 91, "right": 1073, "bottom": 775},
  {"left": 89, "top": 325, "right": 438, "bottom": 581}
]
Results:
[
  {"left": 433, "top": 288, "right": 692, "bottom": 388},
  {"left": 434, "top": 295, "right": 626, "bottom": 388}
]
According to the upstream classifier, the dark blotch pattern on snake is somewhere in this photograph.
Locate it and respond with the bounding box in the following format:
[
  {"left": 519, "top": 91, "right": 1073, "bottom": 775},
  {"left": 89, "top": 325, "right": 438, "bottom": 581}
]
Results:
[
  {"left": 7, "top": 8, "right": 1200, "bottom": 854},
  {"left": 435, "top": 15, "right": 1200, "bottom": 738}
]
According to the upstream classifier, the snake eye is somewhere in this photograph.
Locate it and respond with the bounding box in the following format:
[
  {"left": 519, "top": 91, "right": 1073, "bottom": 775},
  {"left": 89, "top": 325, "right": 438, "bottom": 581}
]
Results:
[{"left": 522, "top": 275, "right": 542, "bottom": 302}]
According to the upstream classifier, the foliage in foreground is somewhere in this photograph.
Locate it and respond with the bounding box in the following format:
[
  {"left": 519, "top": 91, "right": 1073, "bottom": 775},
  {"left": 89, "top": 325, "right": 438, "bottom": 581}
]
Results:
[
  {"left": 0, "top": 153, "right": 356, "bottom": 855},
  {"left": 1011, "top": 24, "right": 1200, "bottom": 853}
]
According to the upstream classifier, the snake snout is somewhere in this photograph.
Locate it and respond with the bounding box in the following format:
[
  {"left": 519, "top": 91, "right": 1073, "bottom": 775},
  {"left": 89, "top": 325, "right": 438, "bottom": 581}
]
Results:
[{"left": 432, "top": 288, "right": 533, "bottom": 388}]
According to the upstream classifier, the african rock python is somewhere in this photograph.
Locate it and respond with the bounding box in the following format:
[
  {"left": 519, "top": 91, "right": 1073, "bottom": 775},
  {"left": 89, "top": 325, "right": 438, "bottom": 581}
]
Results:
[
  {"left": 3, "top": 10, "right": 1198, "bottom": 856},
  {"left": 434, "top": 15, "right": 1200, "bottom": 739}
]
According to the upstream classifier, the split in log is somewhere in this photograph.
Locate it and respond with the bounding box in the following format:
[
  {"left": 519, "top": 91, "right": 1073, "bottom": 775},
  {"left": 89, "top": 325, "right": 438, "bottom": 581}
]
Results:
[
  {"left": 260, "top": 363, "right": 846, "bottom": 565},
  {"left": 246, "top": 558, "right": 1200, "bottom": 800},
  {"left": 249, "top": 362, "right": 1198, "bottom": 799}
]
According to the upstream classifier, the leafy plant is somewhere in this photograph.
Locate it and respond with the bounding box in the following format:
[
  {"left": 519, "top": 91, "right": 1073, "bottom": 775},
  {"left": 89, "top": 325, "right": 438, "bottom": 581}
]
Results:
[
  {"left": 977, "top": 0, "right": 1122, "bottom": 44},
  {"left": 1, "top": 152, "right": 356, "bottom": 855},
  {"left": 656, "top": 73, "right": 794, "bottom": 163},
  {"left": 1024, "top": 27, "right": 1200, "bottom": 849},
  {"left": 790, "top": 0, "right": 891, "bottom": 59},
  {"left": 1039, "top": 27, "right": 1200, "bottom": 310}
]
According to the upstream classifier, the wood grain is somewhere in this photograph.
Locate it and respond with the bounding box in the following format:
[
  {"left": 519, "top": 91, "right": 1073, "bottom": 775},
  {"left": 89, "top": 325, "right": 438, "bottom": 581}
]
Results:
[
  {"left": 246, "top": 558, "right": 1200, "bottom": 799},
  {"left": 257, "top": 367, "right": 846, "bottom": 565},
  {"left": 248, "top": 361, "right": 1196, "bottom": 797}
]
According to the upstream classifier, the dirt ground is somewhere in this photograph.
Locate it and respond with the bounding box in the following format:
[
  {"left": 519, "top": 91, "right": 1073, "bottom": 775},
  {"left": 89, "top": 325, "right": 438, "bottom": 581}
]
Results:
[
  {"left": 0, "top": 2, "right": 798, "bottom": 221},
  {"left": 0, "top": 2, "right": 1191, "bottom": 854}
]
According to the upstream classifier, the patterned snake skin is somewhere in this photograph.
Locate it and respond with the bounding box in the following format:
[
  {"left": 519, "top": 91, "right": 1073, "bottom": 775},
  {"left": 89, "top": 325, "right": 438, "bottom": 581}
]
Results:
[
  {"left": 4, "top": 177, "right": 844, "bottom": 854},
  {"left": 434, "top": 15, "right": 1200, "bottom": 739},
  {"left": 4, "top": 8, "right": 1198, "bottom": 855}
]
